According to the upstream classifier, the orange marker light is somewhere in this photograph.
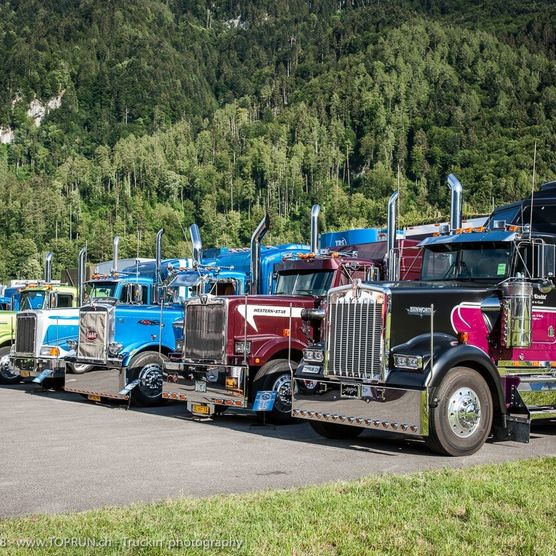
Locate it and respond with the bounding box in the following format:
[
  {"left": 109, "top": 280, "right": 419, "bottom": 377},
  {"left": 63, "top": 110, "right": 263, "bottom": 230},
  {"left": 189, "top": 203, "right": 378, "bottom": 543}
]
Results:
[
  {"left": 457, "top": 332, "right": 469, "bottom": 344},
  {"left": 282, "top": 328, "right": 291, "bottom": 337}
]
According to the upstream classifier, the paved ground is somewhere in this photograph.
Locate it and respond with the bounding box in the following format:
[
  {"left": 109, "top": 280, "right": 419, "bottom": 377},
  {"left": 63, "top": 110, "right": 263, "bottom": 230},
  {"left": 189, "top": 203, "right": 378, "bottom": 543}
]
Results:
[{"left": 1, "top": 383, "right": 555, "bottom": 517}]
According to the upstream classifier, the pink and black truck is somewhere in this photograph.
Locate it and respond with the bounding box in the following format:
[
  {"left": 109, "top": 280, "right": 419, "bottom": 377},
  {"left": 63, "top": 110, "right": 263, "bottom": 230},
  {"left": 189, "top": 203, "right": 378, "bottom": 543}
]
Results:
[{"left": 293, "top": 179, "right": 556, "bottom": 455}]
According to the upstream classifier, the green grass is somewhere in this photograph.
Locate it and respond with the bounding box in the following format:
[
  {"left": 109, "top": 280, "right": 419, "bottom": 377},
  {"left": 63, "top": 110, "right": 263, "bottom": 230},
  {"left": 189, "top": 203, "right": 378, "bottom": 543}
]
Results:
[{"left": 1, "top": 458, "right": 555, "bottom": 555}]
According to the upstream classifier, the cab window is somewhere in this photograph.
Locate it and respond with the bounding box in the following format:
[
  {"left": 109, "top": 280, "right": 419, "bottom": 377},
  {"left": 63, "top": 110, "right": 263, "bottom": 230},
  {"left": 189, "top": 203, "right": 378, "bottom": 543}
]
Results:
[{"left": 57, "top": 294, "right": 74, "bottom": 308}]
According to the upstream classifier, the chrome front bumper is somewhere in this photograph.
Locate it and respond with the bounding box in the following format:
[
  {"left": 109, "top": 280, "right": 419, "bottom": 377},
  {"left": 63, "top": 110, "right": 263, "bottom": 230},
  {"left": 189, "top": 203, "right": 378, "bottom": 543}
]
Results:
[
  {"left": 10, "top": 356, "right": 65, "bottom": 379},
  {"left": 292, "top": 378, "right": 428, "bottom": 437},
  {"left": 163, "top": 362, "right": 249, "bottom": 413}
]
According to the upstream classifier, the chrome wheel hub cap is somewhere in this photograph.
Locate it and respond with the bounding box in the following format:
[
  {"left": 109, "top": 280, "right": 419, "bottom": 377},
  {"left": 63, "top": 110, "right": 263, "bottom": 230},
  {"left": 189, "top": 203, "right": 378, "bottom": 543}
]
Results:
[
  {"left": 0, "top": 354, "right": 18, "bottom": 379},
  {"left": 139, "top": 364, "right": 162, "bottom": 396},
  {"left": 448, "top": 387, "right": 481, "bottom": 438},
  {"left": 272, "top": 374, "right": 292, "bottom": 413}
]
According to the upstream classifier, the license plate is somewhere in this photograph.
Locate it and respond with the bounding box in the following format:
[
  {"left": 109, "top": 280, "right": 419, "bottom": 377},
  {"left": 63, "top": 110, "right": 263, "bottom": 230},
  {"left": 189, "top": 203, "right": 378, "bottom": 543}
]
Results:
[
  {"left": 194, "top": 380, "right": 207, "bottom": 393},
  {"left": 191, "top": 403, "right": 210, "bottom": 416},
  {"left": 88, "top": 394, "right": 101, "bottom": 402},
  {"left": 20, "top": 371, "right": 31, "bottom": 378},
  {"left": 303, "top": 365, "right": 320, "bottom": 374}
]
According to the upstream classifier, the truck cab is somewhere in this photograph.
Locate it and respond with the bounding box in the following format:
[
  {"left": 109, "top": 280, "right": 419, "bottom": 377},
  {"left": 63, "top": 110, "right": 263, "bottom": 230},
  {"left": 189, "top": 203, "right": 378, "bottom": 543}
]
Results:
[
  {"left": 0, "top": 278, "right": 78, "bottom": 385},
  {"left": 8, "top": 264, "right": 155, "bottom": 386},
  {"left": 293, "top": 179, "right": 556, "bottom": 456}
]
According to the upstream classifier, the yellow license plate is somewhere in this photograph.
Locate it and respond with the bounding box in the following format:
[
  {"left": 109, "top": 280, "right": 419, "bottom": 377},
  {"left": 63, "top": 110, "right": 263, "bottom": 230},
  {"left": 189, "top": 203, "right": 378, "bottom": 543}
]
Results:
[
  {"left": 88, "top": 394, "right": 101, "bottom": 402},
  {"left": 191, "top": 403, "right": 210, "bottom": 416},
  {"left": 20, "top": 371, "right": 31, "bottom": 378}
]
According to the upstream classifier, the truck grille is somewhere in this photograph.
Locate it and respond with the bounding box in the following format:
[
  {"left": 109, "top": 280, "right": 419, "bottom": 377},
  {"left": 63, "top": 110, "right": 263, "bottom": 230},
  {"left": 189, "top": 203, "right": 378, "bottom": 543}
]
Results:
[
  {"left": 15, "top": 314, "right": 36, "bottom": 354},
  {"left": 184, "top": 301, "right": 226, "bottom": 363},
  {"left": 78, "top": 308, "right": 110, "bottom": 362},
  {"left": 326, "top": 295, "right": 384, "bottom": 380}
]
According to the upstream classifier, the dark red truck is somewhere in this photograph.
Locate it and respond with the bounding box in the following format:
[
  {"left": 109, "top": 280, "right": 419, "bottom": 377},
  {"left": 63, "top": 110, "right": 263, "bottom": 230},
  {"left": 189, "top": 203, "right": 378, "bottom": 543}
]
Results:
[{"left": 163, "top": 195, "right": 430, "bottom": 422}]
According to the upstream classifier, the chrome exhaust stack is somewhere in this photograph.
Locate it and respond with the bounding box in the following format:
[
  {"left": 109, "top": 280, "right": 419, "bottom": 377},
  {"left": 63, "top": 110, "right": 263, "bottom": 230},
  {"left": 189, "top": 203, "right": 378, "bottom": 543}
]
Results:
[
  {"left": 386, "top": 191, "right": 399, "bottom": 281},
  {"left": 112, "top": 236, "right": 120, "bottom": 273},
  {"left": 310, "top": 204, "right": 320, "bottom": 255},
  {"left": 250, "top": 214, "right": 270, "bottom": 294},
  {"left": 44, "top": 252, "right": 53, "bottom": 283},
  {"left": 189, "top": 224, "right": 203, "bottom": 265},
  {"left": 77, "top": 247, "right": 87, "bottom": 306},
  {"left": 447, "top": 173, "right": 463, "bottom": 232},
  {"left": 154, "top": 229, "right": 164, "bottom": 304}
]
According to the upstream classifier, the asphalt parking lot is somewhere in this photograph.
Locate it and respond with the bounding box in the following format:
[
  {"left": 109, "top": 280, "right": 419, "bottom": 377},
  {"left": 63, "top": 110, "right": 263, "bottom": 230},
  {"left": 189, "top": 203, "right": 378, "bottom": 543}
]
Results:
[{"left": 1, "top": 383, "right": 555, "bottom": 517}]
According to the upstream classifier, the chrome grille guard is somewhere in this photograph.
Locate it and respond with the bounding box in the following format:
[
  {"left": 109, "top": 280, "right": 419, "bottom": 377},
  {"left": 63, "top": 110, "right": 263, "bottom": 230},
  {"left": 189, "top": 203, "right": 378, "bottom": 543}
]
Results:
[{"left": 324, "top": 281, "right": 390, "bottom": 382}]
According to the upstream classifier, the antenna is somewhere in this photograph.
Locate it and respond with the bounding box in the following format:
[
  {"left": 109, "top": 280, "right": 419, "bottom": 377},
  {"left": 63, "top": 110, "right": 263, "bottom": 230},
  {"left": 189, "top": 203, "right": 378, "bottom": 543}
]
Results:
[{"left": 529, "top": 141, "right": 537, "bottom": 237}]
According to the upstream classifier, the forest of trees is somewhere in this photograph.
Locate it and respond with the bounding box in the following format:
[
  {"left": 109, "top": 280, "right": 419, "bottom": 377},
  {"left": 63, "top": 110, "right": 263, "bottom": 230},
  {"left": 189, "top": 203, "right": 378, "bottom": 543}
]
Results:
[{"left": 0, "top": 0, "right": 554, "bottom": 279}]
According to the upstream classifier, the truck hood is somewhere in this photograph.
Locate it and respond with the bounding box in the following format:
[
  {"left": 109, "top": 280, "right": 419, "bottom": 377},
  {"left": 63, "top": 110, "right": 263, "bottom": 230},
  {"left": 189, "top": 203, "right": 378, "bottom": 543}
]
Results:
[{"left": 226, "top": 295, "right": 319, "bottom": 335}]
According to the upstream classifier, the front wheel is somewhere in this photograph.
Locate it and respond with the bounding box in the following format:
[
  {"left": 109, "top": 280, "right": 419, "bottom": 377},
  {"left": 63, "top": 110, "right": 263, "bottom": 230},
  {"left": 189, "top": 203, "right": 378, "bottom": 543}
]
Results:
[
  {"left": 253, "top": 359, "right": 296, "bottom": 425},
  {"left": 426, "top": 367, "right": 493, "bottom": 457},
  {"left": 0, "top": 346, "right": 21, "bottom": 384},
  {"left": 128, "top": 351, "right": 167, "bottom": 407}
]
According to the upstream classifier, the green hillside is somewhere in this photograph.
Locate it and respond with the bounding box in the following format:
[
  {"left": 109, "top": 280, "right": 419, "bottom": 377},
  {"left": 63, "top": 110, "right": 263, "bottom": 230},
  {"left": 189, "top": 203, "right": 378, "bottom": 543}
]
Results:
[{"left": 0, "top": 0, "right": 554, "bottom": 278}]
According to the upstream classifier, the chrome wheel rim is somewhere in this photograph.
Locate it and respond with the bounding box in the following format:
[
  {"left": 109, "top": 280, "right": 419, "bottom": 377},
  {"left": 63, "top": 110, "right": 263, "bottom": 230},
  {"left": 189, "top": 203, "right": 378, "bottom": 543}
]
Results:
[
  {"left": 138, "top": 363, "right": 162, "bottom": 397},
  {"left": 447, "top": 387, "right": 481, "bottom": 438},
  {"left": 71, "top": 363, "right": 90, "bottom": 374},
  {"left": 0, "top": 353, "right": 18, "bottom": 379},
  {"left": 272, "top": 374, "right": 292, "bottom": 414}
]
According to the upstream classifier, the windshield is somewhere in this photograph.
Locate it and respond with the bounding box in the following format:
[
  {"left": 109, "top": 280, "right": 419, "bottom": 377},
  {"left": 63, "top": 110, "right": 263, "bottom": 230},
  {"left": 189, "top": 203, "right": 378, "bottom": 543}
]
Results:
[
  {"left": 164, "top": 276, "right": 239, "bottom": 304},
  {"left": 20, "top": 290, "right": 47, "bottom": 310},
  {"left": 422, "top": 245, "right": 512, "bottom": 281},
  {"left": 274, "top": 271, "right": 334, "bottom": 296},
  {"left": 85, "top": 282, "right": 118, "bottom": 301}
]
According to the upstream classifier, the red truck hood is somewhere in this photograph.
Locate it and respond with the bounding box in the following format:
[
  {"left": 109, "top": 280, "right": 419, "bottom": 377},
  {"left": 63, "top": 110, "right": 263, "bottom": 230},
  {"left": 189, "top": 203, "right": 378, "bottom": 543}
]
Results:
[{"left": 226, "top": 295, "right": 319, "bottom": 335}]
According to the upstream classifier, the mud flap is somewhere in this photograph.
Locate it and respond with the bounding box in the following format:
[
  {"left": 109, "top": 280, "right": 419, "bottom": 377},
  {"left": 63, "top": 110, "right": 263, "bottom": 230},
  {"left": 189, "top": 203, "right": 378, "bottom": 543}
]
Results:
[
  {"left": 493, "top": 415, "right": 530, "bottom": 444},
  {"left": 32, "top": 369, "right": 53, "bottom": 384},
  {"left": 118, "top": 379, "right": 140, "bottom": 396}
]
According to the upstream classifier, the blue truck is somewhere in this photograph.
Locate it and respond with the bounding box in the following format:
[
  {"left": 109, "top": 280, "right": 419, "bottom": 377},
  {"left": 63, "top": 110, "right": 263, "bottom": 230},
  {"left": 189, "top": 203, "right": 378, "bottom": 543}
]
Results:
[
  {"left": 63, "top": 218, "right": 310, "bottom": 406},
  {"left": 8, "top": 238, "right": 159, "bottom": 387}
]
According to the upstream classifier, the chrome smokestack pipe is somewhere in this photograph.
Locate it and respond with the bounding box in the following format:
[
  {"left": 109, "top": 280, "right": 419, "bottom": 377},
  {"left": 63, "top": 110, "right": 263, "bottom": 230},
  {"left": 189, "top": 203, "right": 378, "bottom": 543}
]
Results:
[
  {"left": 112, "top": 236, "right": 120, "bottom": 273},
  {"left": 44, "top": 252, "right": 53, "bottom": 283},
  {"left": 189, "top": 224, "right": 202, "bottom": 265},
  {"left": 154, "top": 229, "right": 164, "bottom": 304},
  {"left": 78, "top": 247, "right": 87, "bottom": 306},
  {"left": 250, "top": 214, "right": 270, "bottom": 294},
  {"left": 447, "top": 173, "right": 463, "bottom": 232},
  {"left": 310, "top": 204, "right": 320, "bottom": 255},
  {"left": 386, "top": 191, "right": 399, "bottom": 282}
]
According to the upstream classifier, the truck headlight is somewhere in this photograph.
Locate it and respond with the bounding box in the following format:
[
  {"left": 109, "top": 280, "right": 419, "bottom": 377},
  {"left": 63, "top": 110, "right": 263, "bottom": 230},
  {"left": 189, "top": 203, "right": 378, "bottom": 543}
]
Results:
[
  {"left": 40, "top": 346, "right": 60, "bottom": 357},
  {"left": 393, "top": 354, "right": 423, "bottom": 370},
  {"left": 108, "top": 342, "right": 124, "bottom": 356},
  {"left": 303, "top": 348, "right": 324, "bottom": 363},
  {"left": 234, "top": 341, "right": 251, "bottom": 355}
]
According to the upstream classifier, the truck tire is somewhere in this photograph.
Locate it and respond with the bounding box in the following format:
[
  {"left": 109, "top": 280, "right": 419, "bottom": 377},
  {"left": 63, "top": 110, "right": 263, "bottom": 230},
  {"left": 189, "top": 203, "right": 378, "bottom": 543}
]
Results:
[
  {"left": 66, "top": 363, "right": 93, "bottom": 375},
  {"left": 426, "top": 367, "right": 493, "bottom": 457},
  {"left": 252, "top": 359, "right": 296, "bottom": 425},
  {"left": 0, "top": 346, "right": 21, "bottom": 384},
  {"left": 128, "top": 351, "right": 167, "bottom": 407},
  {"left": 309, "top": 421, "right": 364, "bottom": 439}
]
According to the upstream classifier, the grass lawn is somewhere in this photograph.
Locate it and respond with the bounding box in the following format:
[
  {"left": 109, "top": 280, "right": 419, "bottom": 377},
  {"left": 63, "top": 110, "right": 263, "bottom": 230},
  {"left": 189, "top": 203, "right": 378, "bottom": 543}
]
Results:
[{"left": 1, "top": 457, "right": 555, "bottom": 555}]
